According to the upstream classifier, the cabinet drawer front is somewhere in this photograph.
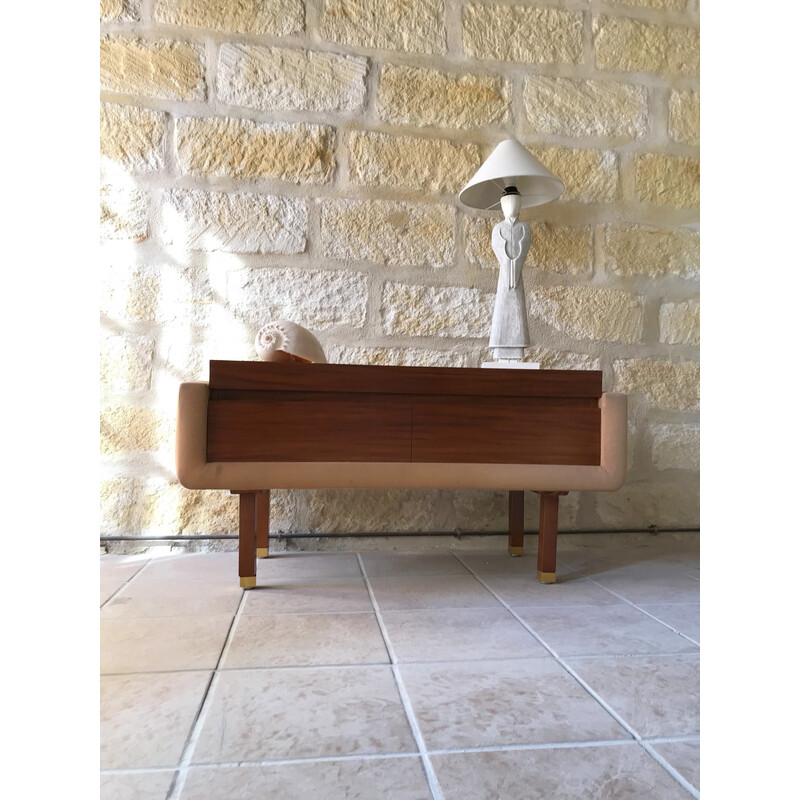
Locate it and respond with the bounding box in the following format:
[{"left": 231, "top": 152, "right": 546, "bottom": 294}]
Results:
[
  {"left": 207, "top": 392, "right": 412, "bottom": 462},
  {"left": 412, "top": 398, "right": 601, "bottom": 465}
]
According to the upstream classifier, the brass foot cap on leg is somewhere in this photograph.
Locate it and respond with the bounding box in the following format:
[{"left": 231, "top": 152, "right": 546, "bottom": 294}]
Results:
[
  {"left": 240, "top": 576, "right": 257, "bottom": 589},
  {"left": 537, "top": 571, "right": 556, "bottom": 584},
  {"left": 256, "top": 548, "right": 269, "bottom": 558},
  {"left": 508, "top": 546, "right": 524, "bottom": 557}
]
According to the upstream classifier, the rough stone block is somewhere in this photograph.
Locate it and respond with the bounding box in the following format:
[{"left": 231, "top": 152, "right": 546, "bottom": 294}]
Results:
[
  {"left": 225, "top": 267, "right": 368, "bottom": 329},
  {"left": 100, "top": 0, "right": 141, "bottom": 22},
  {"left": 320, "top": 199, "right": 455, "bottom": 268},
  {"left": 466, "top": 219, "right": 592, "bottom": 275},
  {"left": 176, "top": 117, "right": 335, "bottom": 184},
  {"left": 321, "top": 0, "right": 446, "bottom": 54},
  {"left": 596, "top": 481, "right": 699, "bottom": 528},
  {"left": 669, "top": 90, "right": 700, "bottom": 145},
  {"left": 100, "top": 406, "right": 168, "bottom": 454},
  {"left": 381, "top": 282, "right": 493, "bottom": 338},
  {"left": 496, "top": 347, "right": 601, "bottom": 371},
  {"left": 326, "top": 345, "right": 470, "bottom": 368},
  {"left": 532, "top": 146, "right": 619, "bottom": 203},
  {"left": 100, "top": 264, "right": 213, "bottom": 326},
  {"left": 524, "top": 77, "right": 647, "bottom": 139},
  {"left": 606, "top": 0, "right": 686, "bottom": 9},
  {"left": 154, "top": 0, "right": 303, "bottom": 35},
  {"left": 349, "top": 131, "right": 481, "bottom": 195},
  {"left": 163, "top": 188, "right": 307, "bottom": 254},
  {"left": 660, "top": 299, "right": 699, "bottom": 345},
  {"left": 651, "top": 424, "right": 700, "bottom": 471},
  {"left": 635, "top": 154, "right": 700, "bottom": 207},
  {"left": 613, "top": 358, "right": 699, "bottom": 409},
  {"left": 593, "top": 16, "right": 699, "bottom": 76},
  {"left": 217, "top": 44, "right": 368, "bottom": 113},
  {"left": 99, "top": 333, "right": 155, "bottom": 392},
  {"left": 100, "top": 479, "right": 147, "bottom": 534},
  {"left": 100, "top": 182, "right": 148, "bottom": 241},
  {"left": 462, "top": 3, "right": 583, "bottom": 64},
  {"left": 530, "top": 285, "right": 645, "bottom": 343},
  {"left": 142, "top": 484, "right": 239, "bottom": 535},
  {"left": 100, "top": 103, "right": 167, "bottom": 174},
  {"left": 601, "top": 225, "right": 699, "bottom": 279},
  {"left": 377, "top": 64, "right": 510, "bottom": 129},
  {"left": 100, "top": 36, "right": 205, "bottom": 101}
]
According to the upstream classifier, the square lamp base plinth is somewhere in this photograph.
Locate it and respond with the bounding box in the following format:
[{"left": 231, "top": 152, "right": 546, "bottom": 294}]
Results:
[{"left": 481, "top": 362, "right": 540, "bottom": 369}]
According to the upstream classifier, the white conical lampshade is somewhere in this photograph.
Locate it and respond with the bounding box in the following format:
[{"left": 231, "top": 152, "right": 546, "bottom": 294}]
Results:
[{"left": 459, "top": 139, "right": 564, "bottom": 210}]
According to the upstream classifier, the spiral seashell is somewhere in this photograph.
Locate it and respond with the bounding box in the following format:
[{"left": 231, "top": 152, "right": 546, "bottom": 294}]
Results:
[{"left": 254, "top": 319, "right": 327, "bottom": 364}]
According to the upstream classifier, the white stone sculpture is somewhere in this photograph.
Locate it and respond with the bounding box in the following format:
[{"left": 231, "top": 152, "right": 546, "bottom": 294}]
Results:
[
  {"left": 489, "top": 192, "right": 531, "bottom": 361},
  {"left": 254, "top": 319, "right": 327, "bottom": 363},
  {"left": 458, "top": 139, "right": 564, "bottom": 365}
]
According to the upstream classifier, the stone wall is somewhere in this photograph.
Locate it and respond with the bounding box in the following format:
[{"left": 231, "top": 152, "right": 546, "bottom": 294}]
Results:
[{"left": 100, "top": 0, "right": 700, "bottom": 545}]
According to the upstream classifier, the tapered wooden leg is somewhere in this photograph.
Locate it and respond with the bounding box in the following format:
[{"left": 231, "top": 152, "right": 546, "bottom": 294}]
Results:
[
  {"left": 508, "top": 491, "right": 525, "bottom": 556},
  {"left": 537, "top": 492, "right": 566, "bottom": 584},
  {"left": 238, "top": 492, "right": 257, "bottom": 589},
  {"left": 256, "top": 490, "right": 270, "bottom": 558}
]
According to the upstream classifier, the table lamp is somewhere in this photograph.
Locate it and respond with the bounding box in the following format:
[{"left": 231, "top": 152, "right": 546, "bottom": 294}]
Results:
[{"left": 459, "top": 139, "right": 564, "bottom": 366}]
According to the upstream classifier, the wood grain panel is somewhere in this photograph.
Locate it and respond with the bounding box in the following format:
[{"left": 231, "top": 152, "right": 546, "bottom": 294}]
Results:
[
  {"left": 412, "top": 397, "right": 601, "bottom": 465},
  {"left": 207, "top": 392, "right": 412, "bottom": 462},
  {"left": 209, "top": 360, "right": 602, "bottom": 399}
]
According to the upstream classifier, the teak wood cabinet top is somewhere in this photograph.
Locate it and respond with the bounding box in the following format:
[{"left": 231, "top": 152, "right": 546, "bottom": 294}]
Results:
[{"left": 206, "top": 360, "right": 603, "bottom": 467}]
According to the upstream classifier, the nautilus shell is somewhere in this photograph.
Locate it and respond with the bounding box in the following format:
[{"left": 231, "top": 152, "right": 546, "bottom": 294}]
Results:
[{"left": 254, "top": 319, "right": 327, "bottom": 364}]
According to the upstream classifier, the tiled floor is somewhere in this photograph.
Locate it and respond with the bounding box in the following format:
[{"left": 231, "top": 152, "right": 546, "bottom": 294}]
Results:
[{"left": 100, "top": 540, "right": 700, "bottom": 799}]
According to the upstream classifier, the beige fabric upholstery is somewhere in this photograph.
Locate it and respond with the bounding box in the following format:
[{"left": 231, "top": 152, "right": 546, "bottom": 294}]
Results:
[{"left": 175, "top": 382, "right": 627, "bottom": 492}]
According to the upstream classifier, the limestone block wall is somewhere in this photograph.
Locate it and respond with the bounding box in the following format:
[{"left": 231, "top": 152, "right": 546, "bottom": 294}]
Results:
[{"left": 100, "top": 0, "right": 700, "bottom": 544}]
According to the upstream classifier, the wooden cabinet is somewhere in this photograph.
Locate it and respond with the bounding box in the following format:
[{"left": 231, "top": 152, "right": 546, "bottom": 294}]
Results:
[{"left": 206, "top": 361, "right": 602, "bottom": 466}]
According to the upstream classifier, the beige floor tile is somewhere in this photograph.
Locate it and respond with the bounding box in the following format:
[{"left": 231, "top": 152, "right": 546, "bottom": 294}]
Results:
[
  {"left": 100, "top": 671, "right": 210, "bottom": 769},
  {"left": 517, "top": 605, "right": 699, "bottom": 657},
  {"left": 456, "top": 552, "right": 544, "bottom": 575},
  {"left": 100, "top": 556, "right": 150, "bottom": 582},
  {"left": 639, "top": 603, "right": 700, "bottom": 642},
  {"left": 241, "top": 577, "right": 374, "bottom": 615},
  {"left": 557, "top": 551, "right": 683, "bottom": 579},
  {"left": 651, "top": 740, "right": 700, "bottom": 791},
  {"left": 101, "top": 581, "right": 121, "bottom": 606},
  {"left": 99, "top": 770, "right": 175, "bottom": 800},
  {"left": 255, "top": 553, "right": 363, "bottom": 580},
  {"left": 361, "top": 552, "right": 469, "bottom": 577},
  {"left": 222, "top": 612, "right": 389, "bottom": 668},
  {"left": 432, "top": 744, "right": 692, "bottom": 799},
  {"left": 591, "top": 572, "right": 700, "bottom": 604},
  {"left": 369, "top": 575, "right": 502, "bottom": 611},
  {"left": 567, "top": 654, "right": 700, "bottom": 738},
  {"left": 181, "top": 758, "right": 432, "bottom": 800},
  {"left": 135, "top": 553, "right": 239, "bottom": 583},
  {"left": 400, "top": 659, "right": 628, "bottom": 750},
  {"left": 481, "top": 574, "right": 622, "bottom": 608},
  {"left": 193, "top": 666, "right": 416, "bottom": 763},
  {"left": 101, "top": 580, "right": 243, "bottom": 618},
  {"left": 381, "top": 608, "right": 549, "bottom": 663},
  {"left": 101, "top": 615, "right": 232, "bottom": 674}
]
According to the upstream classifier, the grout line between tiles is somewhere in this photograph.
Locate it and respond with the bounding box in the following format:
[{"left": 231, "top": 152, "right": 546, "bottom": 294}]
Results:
[
  {"left": 165, "top": 590, "right": 249, "bottom": 800},
  {"left": 427, "top": 738, "right": 637, "bottom": 756},
  {"left": 185, "top": 752, "right": 424, "bottom": 770},
  {"left": 357, "top": 554, "right": 445, "bottom": 800},
  {"left": 639, "top": 740, "right": 700, "bottom": 799},
  {"left": 582, "top": 577, "right": 701, "bottom": 647},
  {"left": 452, "top": 553, "right": 700, "bottom": 799},
  {"left": 101, "top": 734, "right": 702, "bottom": 776},
  {"left": 100, "top": 767, "right": 178, "bottom": 776},
  {"left": 100, "top": 559, "right": 153, "bottom": 608},
  {"left": 644, "top": 734, "right": 700, "bottom": 744}
]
